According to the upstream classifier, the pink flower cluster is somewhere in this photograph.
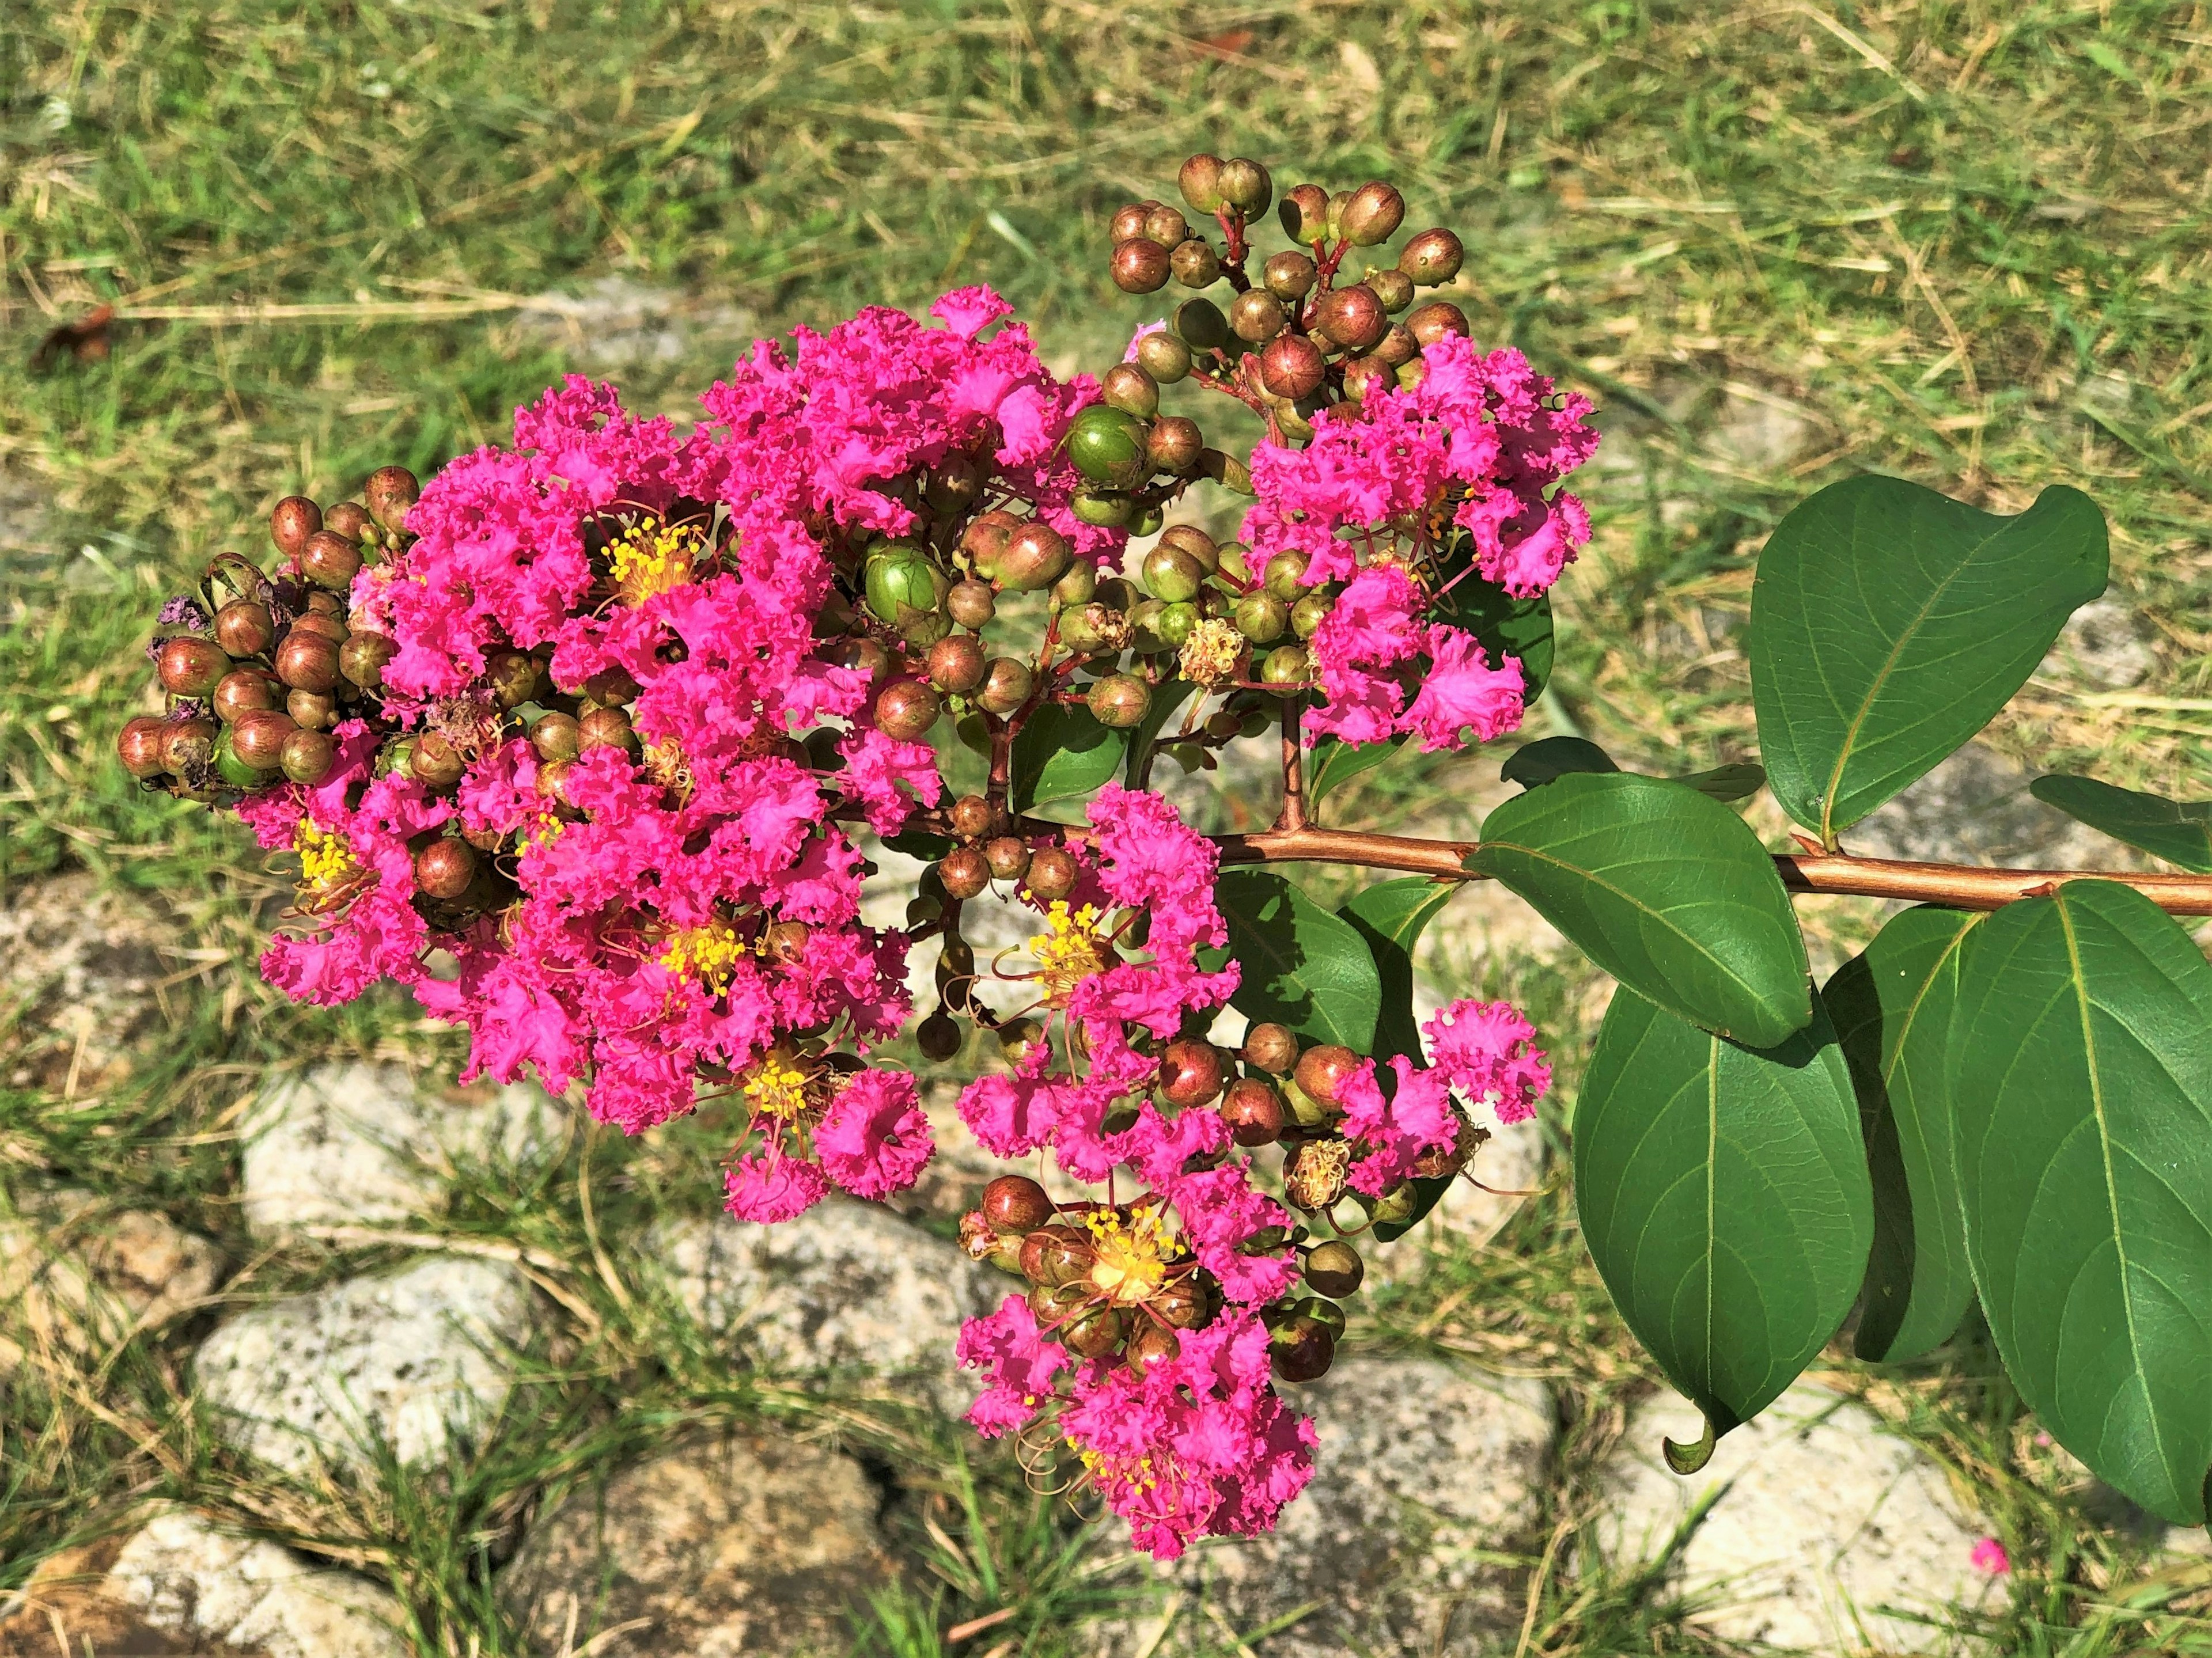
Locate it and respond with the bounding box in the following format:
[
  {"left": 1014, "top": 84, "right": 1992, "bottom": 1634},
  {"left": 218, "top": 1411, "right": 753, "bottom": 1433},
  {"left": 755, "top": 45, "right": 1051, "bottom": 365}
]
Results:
[
  {"left": 1337, "top": 999, "right": 1552, "bottom": 1196},
  {"left": 1242, "top": 335, "right": 1599, "bottom": 749}
]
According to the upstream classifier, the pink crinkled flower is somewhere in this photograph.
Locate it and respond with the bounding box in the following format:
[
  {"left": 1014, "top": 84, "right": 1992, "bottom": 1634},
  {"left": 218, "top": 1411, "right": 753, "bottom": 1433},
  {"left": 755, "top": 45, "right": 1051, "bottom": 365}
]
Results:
[
  {"left": 1165, "top": 1164, "right": 1297, "bottom": 1304},
  {"left": 724, "top": 1152, "right": 832, "bottom": 1223},
  {"left": 1337, "top": 1056, "right": 1461, "bottom": 1196},
  {"left": 1403, "top": 625, "right": 1526, "bottom": 752},
  {"left": 1423, "top": 998, "right": 1552, "bottom": 1125},
  {"left": 815, "top": 1070, "right": 934, "bottom": 1200},
  {"left": 957, "top": 1294, "right": 1070, "bottom": 1436}
]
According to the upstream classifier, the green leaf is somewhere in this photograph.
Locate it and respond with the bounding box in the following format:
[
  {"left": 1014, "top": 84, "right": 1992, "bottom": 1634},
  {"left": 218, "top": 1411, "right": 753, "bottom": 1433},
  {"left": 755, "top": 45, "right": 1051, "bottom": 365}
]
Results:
[
  {"left": 1673, "top": 762, "right": 1766, "bottom": 803},
  {"left": 1574, "top": 984, "right": 1872, "bottom": 1468},
  {"left": 1468, "top": 773, "right": 1812, "bottom": 1046},
  {"left": 1824, "top": 906, "right": 1982, "bottom": 1363},
  {"left": 1307, "top": 734, "right": 1404, "bottom": 810},
  {"left": 1339, "top": 877, "right": 1458, "bottom": 1065},
  {"left": 1011, "top": 703, "right": 1126, "bottom": 824},
  {"left": 2029, "top": 775, "right": 2212, "bottom": 874},
  {"left": 1949, "top": 879, "right": 2212, "bottom": 1526},
  {"left": 1748, "top": 475, "right": 2108, "bottom": 843},
  {"left": 1501, "top": 736, "right": 1620, "bottom": 790},
  {"left": 1435, "top": 581, "right": 1555, "bottom": 699},
  {"left": 1209, "top": 870, "right": 1381, "bottom": 1052},
  {"left": 1122, "top": 680, "right": 1199, "bottom": 788}
]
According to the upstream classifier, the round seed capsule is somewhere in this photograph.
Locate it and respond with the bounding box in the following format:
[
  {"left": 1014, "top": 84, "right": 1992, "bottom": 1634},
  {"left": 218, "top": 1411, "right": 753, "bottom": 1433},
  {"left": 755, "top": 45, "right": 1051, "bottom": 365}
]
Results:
[
  {"left": 1111, "top": 237, "right": 1173, "bottom": 294},
  {"left": 270, "top": 496, "right": 323, "bottom": 557}
]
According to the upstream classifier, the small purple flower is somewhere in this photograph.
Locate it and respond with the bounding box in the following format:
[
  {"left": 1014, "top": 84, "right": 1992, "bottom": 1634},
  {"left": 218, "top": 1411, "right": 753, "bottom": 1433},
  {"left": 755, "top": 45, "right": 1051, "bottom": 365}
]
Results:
[{"left": 158, "top": 595, "right": 210, "bottom": 631}]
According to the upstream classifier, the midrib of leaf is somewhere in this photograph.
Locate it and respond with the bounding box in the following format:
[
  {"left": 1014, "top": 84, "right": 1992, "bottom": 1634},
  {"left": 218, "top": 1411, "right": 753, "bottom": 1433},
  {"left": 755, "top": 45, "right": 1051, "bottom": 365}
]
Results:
[
  {"left": 2056, "top": 891, "right": 2172, "bottom": 1483},
  {"left": 1883, "top": 913, "right": 1980, "bottom": 1091},
  {"left": 1705, "top": 1032, "right": 1719, "bottom": 1375},
  {"left": 1815, "top": 520, "right": 2008, "bottom": 844}
]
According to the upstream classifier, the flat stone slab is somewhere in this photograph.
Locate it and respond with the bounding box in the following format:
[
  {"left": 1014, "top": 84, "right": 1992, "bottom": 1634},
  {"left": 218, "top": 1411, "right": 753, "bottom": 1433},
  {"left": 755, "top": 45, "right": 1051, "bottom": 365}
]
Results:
[
  {"left": 194, "top": 1255, "right": 532, "bottom": 1477},
  {"left": 1590, "top": 1381, "right": 1995, "bottom": 1655},
  {"left": 499, "top": 1430, "right": 895, "bottom": 1658}
]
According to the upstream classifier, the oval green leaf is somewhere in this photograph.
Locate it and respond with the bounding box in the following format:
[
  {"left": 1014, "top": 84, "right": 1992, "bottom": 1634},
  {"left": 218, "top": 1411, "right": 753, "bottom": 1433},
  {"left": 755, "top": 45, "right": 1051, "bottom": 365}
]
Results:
[
  {"left": 2029, "top": 775, "right": 2212, "bottom": 874},
  {"left": 1012, "top": 703, "right": 1126, "bottom": 824},
  {"left": 1749, "top": 476, "right": 2108, "bottom": 843},
  {"left": 1949, "top": 878, "right": 2212, "bottom": 1526},
  {"left": 1575, "top": 984, "right": 1872, "bottom": 1467},
  {"left": 1501, "top": 735, "right": 1619, "bottom": 790},
  {"left": 1824, "top": 906, "right": 1982, "bottom": 1363},
  {"left": 1210, "top": 869, "right": 1381, "bottom": 1052},
  {"left": 1307, "top": 733, "right": 1405, "bottom": 811},
  {"left": 1468, "top": 773, "right": 1812, "bottom": 1046}
]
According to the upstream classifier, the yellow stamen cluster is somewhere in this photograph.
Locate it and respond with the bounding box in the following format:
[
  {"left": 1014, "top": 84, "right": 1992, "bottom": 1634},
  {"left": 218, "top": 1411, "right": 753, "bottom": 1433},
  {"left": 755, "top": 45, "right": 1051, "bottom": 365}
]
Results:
[
  {"left": 1176, "top": 617, "right": 1245, "bottom": 689},
  {"left": 642, "top": 737, "right": 694, "bottom": 800},
  {"left": 294, "top": 820, "right": 358, "bottom": 894},
  {"left": 1081, "top": 1206, "right": 1182, "bottom": 1306},
  {"left": 1027, "top": 901, "right": 1111, "bottom": 1008},
  {"left": 607, "top": 517, "right": 705, "bottom": 605},
  {"left": 657, "top": 919, "right": 747, "bottom": 996},
  {"left": 741, "top": 1054, "right": 812, "bottom": 1121},
  {"left": 1069, "top": 1437, "right": 1160, "bottom": 1492}
]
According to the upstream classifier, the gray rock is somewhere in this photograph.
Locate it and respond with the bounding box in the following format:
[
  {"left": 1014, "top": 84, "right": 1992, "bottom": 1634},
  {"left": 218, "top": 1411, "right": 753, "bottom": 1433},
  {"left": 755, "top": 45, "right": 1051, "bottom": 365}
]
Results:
[
  {"left": 242, "top": 1063, "right": 566, "bottom": 1243},
  {"left": 2041, "top": 597, "right": 2155, "bottom": 690},
  {"left": 0, "top": 871, "right": 168, "bottom": 1094},
  {"left": 1846, "top": 741, "right": 2118, "bottom": 870},
  {"left": 107, "top": 1506, "right": 408, "bottom": 1658},
  {"left": 650, "top": 1198, "right": 1001, "bottom": 1409},
  {"left": 1115, "top": 1356, "right": 1554, "bottom": 1655},
  {"left": 1, "top": 1194, "right": 224, "bottom": 1370},
  {"left": 499, "top": 1429, "right": 895, "bottom": 1658},
  {"left": 1706, "top": 389, "right": 1819, "bottom": 472},
  {"left": 1590, "top": 1382, "right": 1995, "bottom": 1655},
  {"left": 194, "top": 1255, "right": 532, "bottom": 1477}
]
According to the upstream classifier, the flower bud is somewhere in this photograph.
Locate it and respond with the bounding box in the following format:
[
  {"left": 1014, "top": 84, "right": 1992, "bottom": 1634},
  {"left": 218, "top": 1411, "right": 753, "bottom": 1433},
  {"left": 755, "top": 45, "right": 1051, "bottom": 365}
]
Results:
[
  {"left": 1169, "top": 238, "right": 1220, "bottom": 288},
  {"left": 976, "top": 657, "right": 1033, "bottom": 715},
  {"left": 997, "top": 1016, "right": 1044, "bottom": 1063},
  {"left": 1291, "top": 591, "right": 1332, "bottom": 639},
  {"left": 298, "top": 530, "right": 363, "bottom": 591},
  {"left": 1025, "top": 846, "right": 1078, "bottom": 900},
  {"left": 983, "top": 1174, "right": 1055, "bottom": 1235},
  {"left": 231, "top": 708, "right": 297, "bottom": 771},
  {"left": 1065, "top": 404, "right": 1153, "bottom": 491},
  {"left": 1157, "top": 1039, "right": 1225, "bottom": 1108},
  {"left": 1173, "top": 298, "right": 1230, "bottom": 352},
  {"left": 210, "top": 669, "right": 274, "bottom": 724},
  {"left": 835, "top": 636, "right": 892, "bottom": 682},
  {"left": 1063, "top": 1306, "right": 1126, "bottom": 1358},
  {"left": 531, "top": 712, "right": 581, "bottom": 762},
  {"left": 864, "top": 540, "right": 946, "bottom": 625},
  {"left": 1340, "top": 181, "right": 1406, "bottom": 246},
  {"left": 1220, "top": 1077, "right": 1285, "bottom": 1146},
  {"left": 1146, "top": 416, "right": 1204, "bottom": 476},
  {"left": 280, "top": 727, "right": 336, "bottom": 785},
  {"left": 1242, "top": 1022, "right": 1300, "bottom": 1075},
  {"left": 1027, "top": 1280, "right": 1088, "bottom": 1324},
  {"left": 1021, "top": 1225, "right": 1094, "bottom": 1287},
  {"left": 1411, "top": 1116, "right": 1479, "bottom": 1180},
  {"left": 925, "top": 453, "right": 983, "bottom": 514},
  {"left": 1262, "top": 250, "right": 1317, "bottom": 301},
  {"left": 875, "top": 680, "right": 941, "bottom": 741},
  {"left": 270, "top": 495, "right": 322, "bottom": 557},
  {"left": 961, "top": 1210, "right": 1023, "bottom": 1272},
  {"left": 1340, "top": 356, "right": 1392, "bottom": 403},
  {"left": 1100, "top": 362, "right": 1159, "bottom": 419},
  {"left": 414, "top": 837, "right": 478, "bottom": 900},
  {"left": 1396, "top": 358, "right": 1429, "bottom": 393},
  {"left": 288, "top": 605, "right": 347, "bottom": 643},
  {"left": 1071, "top": 492, "right": 1134, "bottom": 529},
  {"left": 1364, "top": 268, "right": 1414, "bottom": 313},
  {"left": 1153, "top": 1276, "right": 1209, "bottom": 1330},
  {"left": 1374, "top": 323, "right": 1421, "bottom": 367},
  {"left": 1293, "top": 1044, "right": 1359, "bottom": 1106},
  {"left": 1086, "top": 672, "right": 1152, "bottom": 729},
  {"left": 928, "top": 633, "right": 987, "bottom": 694},
  {"left": 289, "top": 689, "right": 338, "bottom": 730},
  {"left": 999, "top": 520, "right": 1075, "bottom": 591},
  {"left": 324, "top": 502, "right": 370, "bottom": 542},
  {"left": 274, "top": 631, "right": 340, "bottom": 693},
  {"left": 1283, "top": 1137, "right": 1351, "bottom": 1212},
  {"left": 578, "top": 704, "right": 635, "bottom": 753},
  {"left": 1111, "top": 237, "right": 1172, "bottom": 294},
  {"left": 1153, "top": 600, "right": 1198, "bottom": 648},
  {"left": 1406, "top": 299, "right": 1470, "bottom": 347},
  {"left": 1312, "top": 284, "right": 1387, "bottom": 352},
  {"left": 918, "top": 1011, "right": 961, "bottom": 1061},
  {"left": 1369, "top": 1181, "right": 1420, "bottom": 1226},
  {"left": 947, "top": 579, "right": 996, "bottom": 629},
  {"left": 961, "top": 508, "right": 1020, "bottom": 577},
  {"left": 1142, "top": 544, "right": 1206, "bottom": 604},
  {"left": 1259, "top": 334, "right": 1327, "bottom": 401},
  {"left": 1109, "top": 202, "right": 1154, "bottom": 242},
  {"left": 364, "top": 465, "right": 421, "bottom": 533},
  {"left": 977, "top": 837, "right": 1028, "bottom": 882},
  {"left": 1138, "top": 201, "right": 1187, "bottom": 245},
  {"left": 1261, "top": 551, "right": 1312, "bottom": 601},
  {"left": 1397, "top": 227, "right": 1465, "bottom": 286},
  {"left": 948, "top": 794, "right": 999, "bottom": 839},
  {"left": 1228, "top": 289, "right": 1287, "bottom": 343},
  {"left": 1127, "top": 1322, "right": 1181, "bottom": 1374},
  {"left": 1303, "top": 1239, "right": 1365, "bottom": 1297},
  {"left": 534, "top": 757, "right": 576, "bottom": 808},
  {"left": 157, "top": 636, "right": 231, "bottom": 698},
  {"left": 1278, "top": 182, "right": 1329, "bottom": 242},
  {"left": 1217, "top": 157, "right": 1271, "bottom": 214},
  {"left": 213, "top": 727, "right": 276, "bottom": 790},
  {"left": 213, "top": 601, "right": 275, "bottom": 658},
  {"left": 407, "top": 730, "right": 465, "bottom": 789},
  {"left": 118, "top": 716, "right": 169, "bottom": 778},
  {"left": 161, "top": 718, "right": 217, "bottom": 776},
  {"left": 1233, "top": 592, "right": 1288, "bottom": 643},
  {"left": 1135, "top": 330, "right": 1192, "bottom": 384},
  {"left": 583, "top": 665, "right": 639, "bottom": 705},
  {"left": 1179, "top": 153, "right": 1225, "bottom": 214},
  {"left": 486, "top": 650, "right": 540, "bottom": 709},
  {"left": 1260, "top": 643, "right": 1310, "bottom": 688}
]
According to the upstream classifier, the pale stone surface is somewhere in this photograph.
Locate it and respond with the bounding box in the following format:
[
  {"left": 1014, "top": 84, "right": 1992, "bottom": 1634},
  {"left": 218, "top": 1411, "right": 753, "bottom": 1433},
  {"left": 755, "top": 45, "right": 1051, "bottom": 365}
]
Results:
[
  {"left": 2041, "top": 596, "right": 2156, "bottom": 690},
  {"left": 1707, "top": 388, "right": 1819, "bottom": 472},
  {"left": 0, "top": 1194, "right": 224, "bottom": 1369},
  {"left": 650, "top": 1198, "right": 1001, "bottom": 1409},
  {"left": 194, "top": 1255, "right": 532, "bottom": 1476},
  {"left": 1591, "top": 1382, "right": 1994, "bottom": 1655},
  {"left": 107, "top": 1506, "right": 408, "bottom": 1658},
  {"left": 1113, "top": 1356, "right": 1555, "bottom": 1655},
  {"left": 1846, "top": 741, "right": 2119, "bottom": 871},
  {"left": 0, "top": 871, "right": 170, "bottom": 1092},
  {"left": 241, "top": 1063, "right": 565, "bottom": 1242},
  {"left": 499, "top": 1431, "right": 894, "bottom": 1658}
]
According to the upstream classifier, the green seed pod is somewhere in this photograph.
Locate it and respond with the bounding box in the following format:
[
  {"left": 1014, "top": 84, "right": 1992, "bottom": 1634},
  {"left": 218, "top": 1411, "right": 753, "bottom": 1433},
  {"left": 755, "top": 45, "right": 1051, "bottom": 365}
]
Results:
[
  {"left": 1126, "top": 598, "right": 1167, "bottom": 651},
  {"left": 213, "top": 727, "right": 278, "bottom": 791},
  {"left": 1155, "top": 600, "right": 1198, "bottom": 647},
  {"left": 1101, "top": 362, "right": 1160, "bottom": 419},
  {"left": 1229, "top": 288, "right": 1288, "bottom": 343},
  {"left": 1278, "top": 183, "right": 1330, "bottom": 243},
  {"left": 1217, "top": 157, "right": 1272, "bottom": 215},
  {"left": 1169, "top": 238, "right": 1221, "bottom": 288},
  {"left": 1291, "top": 591, "right": 1333, "bottom": 639},
  {"left": 901, "top": 608, "right": 952, "bottom": 649},
  {"left": 1368, "top": 1181, "right": 1421, "bottom": 1227},
  {"left": 1093, "top": 575, "right": 1138, "bottom": 613},
  {"left": 1215, "top": 540, "right": 1253, "bottom": 585},
  {"left": 1263, "top": 549, "right": 1312, "bottom": 601},
  {"left": 1234, "top": 591, "right": 1288, "bottom": 643},
  {"left": 1131, "top": 502, "right": 1164, "bottom": 538},
  {"left": 1143, "top": 544, "right": 1207, "bottom": 604},
  {"left": 1157, "top": 523, "right": 1218, "bottom": 572},
  {"left": 1260, "top": 643, "right": 1311, "bottom": 688},
  {"left": 1136, "top": 330, "right": 1193, "bottom": 384},
  {"left": 1087, "top": 672, "right": 1153, "bottom": 729},
  {"left": 1173, "top": 298, "right": 1230, "bottom": 353},
  {"left": 1397, "top": 227, "right": 1465, "bottom": 287},
  {"left": 1052, "top": 561, "right": 1098, "bottom": 607},
  {"left": 1072, "top": 491, "right": 1135, "bottom": 529},
  {"left": 863, "top": 540, "right": 946, "bottom": 625},
  {"left": 1065, "top": 404, "right": 1153, "bottom": 490},
  {"left": 1179, "top": 153, "right": 1226, "bottom": 214},
  {"left": 1262, "top": 249, "right": 1317, "bottom": 301}
]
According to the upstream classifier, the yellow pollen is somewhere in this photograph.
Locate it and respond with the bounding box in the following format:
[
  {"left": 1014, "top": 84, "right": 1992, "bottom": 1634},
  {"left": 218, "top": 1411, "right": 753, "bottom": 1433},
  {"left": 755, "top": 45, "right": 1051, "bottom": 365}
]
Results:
[
  {"left": 657, "top": 919, "right": 748, "bottom": 996},
  {"left": 1176, "top": 617, "right": 1245, "bottom": 689},
  {"left": 741, "top": 1055, "right": 811, "bottom": 1121},
  {"left": 1068, "top": 1436, "right": 1161, "bottom": 1491},
  {"left": 1026, "top": 901, "right": 1111, "bottom": 1008},
  {"left": 607, "top": 517, "right": 705, "bottom": 605},
  {"left": 642, "top": 737, "right": 694, "bottom": 799},
  {"left": 1081, "top": 1207, "right": 1181, "bottom": 1306},
  {"left": 293, "top": 820, "right": 358, "bottom": 894}
]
